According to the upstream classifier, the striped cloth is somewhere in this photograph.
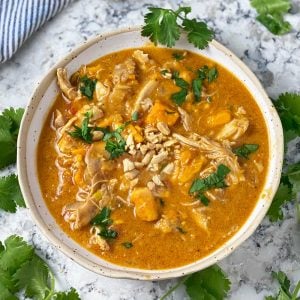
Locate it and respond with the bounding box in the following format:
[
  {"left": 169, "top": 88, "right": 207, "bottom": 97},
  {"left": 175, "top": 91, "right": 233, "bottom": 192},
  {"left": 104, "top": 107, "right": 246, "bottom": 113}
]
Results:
[{"left": 0, "top": 0, "right": 72, "bottom": 63}]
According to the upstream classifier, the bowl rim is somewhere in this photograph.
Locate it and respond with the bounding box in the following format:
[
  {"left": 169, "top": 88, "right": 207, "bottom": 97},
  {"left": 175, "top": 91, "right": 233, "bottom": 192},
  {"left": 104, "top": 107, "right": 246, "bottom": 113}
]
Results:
[{"left": 17, "top": 26, "right": 284, "bottom": 280}]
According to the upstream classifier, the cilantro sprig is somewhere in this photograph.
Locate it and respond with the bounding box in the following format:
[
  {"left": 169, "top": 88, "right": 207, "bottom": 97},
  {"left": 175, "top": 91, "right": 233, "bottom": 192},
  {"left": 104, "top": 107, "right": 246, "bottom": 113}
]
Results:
[
  {"left": 0, "top": 235, "right": 80, "bottom": 299},
  {"left": 251, "top": 0, "right": 292, "bottom": 35},
  {"left": 160, "top": 265, "right": 231, "bottom": 300},
  {"left": 190, "top": 164, "right": 230, "bottom": 205},
  {"left": 142, "top": 6, "right": 214, "bottom": 49},
  {"left": 0, "top": 108, "right": 24, "bottom": 168},
  {"left": 103, "top": 126, "right": 127, "bottom": 159},
  {"left": 266, "top": 271, "right": 300, "bottom": 300}
]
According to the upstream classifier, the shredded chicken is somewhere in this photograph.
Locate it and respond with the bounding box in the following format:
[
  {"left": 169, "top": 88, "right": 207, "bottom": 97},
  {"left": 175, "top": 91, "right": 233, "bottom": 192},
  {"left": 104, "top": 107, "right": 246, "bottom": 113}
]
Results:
[
  {"left": 57, "top": 68, "right": 80, "bottom": 101},
  {"left": 133, "top": 80, "right": 158, "bottom": 112},
  {"left": 177, "top": 107, "right": 192, "bottom": 131}
]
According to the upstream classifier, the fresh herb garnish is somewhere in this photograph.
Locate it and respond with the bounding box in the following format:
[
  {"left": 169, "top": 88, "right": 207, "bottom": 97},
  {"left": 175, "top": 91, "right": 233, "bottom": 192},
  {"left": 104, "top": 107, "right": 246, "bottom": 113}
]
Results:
[
  {"left": 122, "top": 242, "right": 133, "bottom": 249},
  {"left": 172, "top": 52, "right": 184, "bottom": 61},
  {"left": 190, "top": 164, "right": 230, "bottom": 204},
  {"left": 266, "top": 271, "right": 300, "bottom": 300},
  {"left": 0, "top": 107, "right": 24, "bottom": 168},
  {"left": 131, "top": 111, "right": 139, "bottom": 121},
  {"left": 91, "top": 207, "right": 118, "bottom": 240},
  {"left": 251, "top": 0, "right": 292, "bottom": 35},
  {"left": 0, "top": 235, "right": 80, "bottom": 299},
  {"left": 103, "top": 126, "right": 127, "bottom": 159},
  {"left": 171, "top": 71, "right": 189, "bottom": 105},
  {"left": 273, "top": 93, "right": 300, "bottom": 149},
  {"left": 68, "top": 112, "right": 93, "bottom": 143},
  {"left": 234, "top": 144, "right": 259, "bottom": 159},
  {"left": 80, "top": 76, "right": 97, "bottom": 100},
  {"left": 0, "top": 175, "right": 25, "bottom": 213},
  {"left": 141, "top": 6, "right": 214, "bottom": 49},
  {"left": 192, "top": 65, "right": 218, "bottom": 102},
  {"left": 267, "top": 162, "right": 300, "bottom": 222},
  {"left": 160, "top": 265, "right": 231, "bottom": 300},
  {"left": 176, "top": 227, "right": 187, "bottom": 234}
]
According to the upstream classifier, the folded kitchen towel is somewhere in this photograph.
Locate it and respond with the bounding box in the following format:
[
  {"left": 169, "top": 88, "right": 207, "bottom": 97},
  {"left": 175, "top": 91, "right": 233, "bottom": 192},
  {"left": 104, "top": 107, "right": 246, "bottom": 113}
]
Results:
[{"left": 0, "top": 0, "right": 72, "bottom": 63}]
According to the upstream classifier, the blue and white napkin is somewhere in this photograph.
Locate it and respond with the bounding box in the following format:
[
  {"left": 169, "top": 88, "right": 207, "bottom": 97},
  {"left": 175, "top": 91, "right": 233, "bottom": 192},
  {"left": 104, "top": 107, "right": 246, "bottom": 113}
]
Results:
[{"left": 0, "top": 0, "right": 72, "bottom": 63}]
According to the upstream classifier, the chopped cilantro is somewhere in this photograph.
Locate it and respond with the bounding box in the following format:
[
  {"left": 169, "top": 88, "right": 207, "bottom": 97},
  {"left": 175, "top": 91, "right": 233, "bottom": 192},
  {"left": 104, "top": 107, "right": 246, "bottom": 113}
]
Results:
[
  {"left": 0, "top": 175, "right": 25, "bottom": 213},
  {"left": 141, "top": 6, "right": 214, "bottom": 49},
  {"left": 103, "top": 127, "right": 127, "bottom": 159},
  {"left": 251, "top": 0, "right": 292, "bottom": 35},
  {"left": 0, "top": 108, "right": 24, "bottom": 168},
  {"left": 91, "top": 207, "right": 118, "bottom": 240},
  {"left": 234, "top": 144, "right": 259, "bottom": 159},
  {"left": 122, "top": 242, "right": 133, "bottom": 249},
  {"left": 68, "top": 112, "right": 93, "bottom": 143},
  {"left": 192, "top": 78, "right": 202, "bottom": 102},
  {"left": 190, "top": 164, "right": 230, "bottom": 204},
  {"left": 207, "top": 67, "right": 219, "bottom": 83},
  {"left": 171, "top": 72, "right": 189, "bottom": 105},
  {"left": 131, "top": 111, "right": 139, "bottom": 121},
  {"left": 172, "top": 52, "right": 184, "bottom": 61},
  {"left": 80, "top": 76, "right": 97, "bottom": 100},
  {"left": 176, "top": 227, "right": 187, "bottom": 234}
]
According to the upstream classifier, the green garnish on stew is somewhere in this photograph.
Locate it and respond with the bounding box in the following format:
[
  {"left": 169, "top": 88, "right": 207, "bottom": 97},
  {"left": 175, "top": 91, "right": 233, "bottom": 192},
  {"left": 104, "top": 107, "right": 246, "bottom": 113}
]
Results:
[
  {"left": 131, "top": 111, "right": 139, "bottom": 121},
  {"left": 103, "top": 126, "right": 127, "bottom": 159},
  {"left": 68, "top": 112, "right": 93, "bottom": 143},
  {"left": 172, "top": 52, "right": 185, "bottom": 61},
  {"left": 234, "top": 144, "right": 259, "bottom": 159},
  {"left": 171, "top": 71, "right": 189, "bottom": 105},
  {"left": 190, "top": 164, "right": 230, "bottom": 205},
  {"left": 122, "top": 242, "right": 133, "bottom": 249},
  {"left": 91, "top": 207, "right": 118, "bottom": 240},
  {"left": 80, "top": 76, "right": 97, "bottom": 100}
]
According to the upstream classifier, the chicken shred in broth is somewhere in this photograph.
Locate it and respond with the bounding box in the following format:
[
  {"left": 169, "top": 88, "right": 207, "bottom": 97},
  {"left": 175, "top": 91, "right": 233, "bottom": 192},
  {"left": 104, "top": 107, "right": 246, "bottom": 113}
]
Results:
[{"left": 38, "top": 47, "right": 269, "bottom": 269}]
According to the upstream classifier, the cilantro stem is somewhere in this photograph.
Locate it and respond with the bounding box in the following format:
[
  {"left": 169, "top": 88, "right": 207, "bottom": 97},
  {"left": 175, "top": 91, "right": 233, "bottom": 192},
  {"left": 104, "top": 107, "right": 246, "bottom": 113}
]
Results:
[
  {"left": 44, "top": 269, "right": 56, "bottom": 300},
  {"left": 160, "top": 274, "right": 191, "bottom": 300},
  {"left": 292, "top": 281, "right": 300, "bottom": 300}
]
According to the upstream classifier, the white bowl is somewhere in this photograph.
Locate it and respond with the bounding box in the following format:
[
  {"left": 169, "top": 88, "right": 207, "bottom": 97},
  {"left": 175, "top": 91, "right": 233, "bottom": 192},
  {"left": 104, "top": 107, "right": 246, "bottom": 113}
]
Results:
[{"left": 17, "top": 27, "right": 283, "bottom": 280}]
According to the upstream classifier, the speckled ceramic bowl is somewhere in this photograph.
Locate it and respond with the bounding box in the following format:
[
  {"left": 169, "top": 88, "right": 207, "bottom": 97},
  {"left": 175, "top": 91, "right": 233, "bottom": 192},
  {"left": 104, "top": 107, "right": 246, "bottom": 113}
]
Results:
[{"left": 17, "top": 27, "right": 283, "bottom": 280}]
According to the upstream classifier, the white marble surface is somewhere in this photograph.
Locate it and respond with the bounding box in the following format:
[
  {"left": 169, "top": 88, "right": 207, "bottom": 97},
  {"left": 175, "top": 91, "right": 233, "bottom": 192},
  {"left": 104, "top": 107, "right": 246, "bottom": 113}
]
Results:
[{"left": 0, "top": 0, "right": 300, "bottom": 299}]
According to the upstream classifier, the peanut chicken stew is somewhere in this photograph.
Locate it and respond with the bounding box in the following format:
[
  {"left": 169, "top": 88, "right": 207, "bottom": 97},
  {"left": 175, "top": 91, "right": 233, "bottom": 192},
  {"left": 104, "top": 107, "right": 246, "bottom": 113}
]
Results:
[{"left": 38, "top": 47, "right": 269, "bottom": 269}]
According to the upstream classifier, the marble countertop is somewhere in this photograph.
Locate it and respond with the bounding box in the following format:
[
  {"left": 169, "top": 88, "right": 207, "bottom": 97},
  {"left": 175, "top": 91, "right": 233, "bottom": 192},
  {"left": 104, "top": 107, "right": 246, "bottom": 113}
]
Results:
[{"left": 0, "top": 0, "right": 300, "bottom": 299}]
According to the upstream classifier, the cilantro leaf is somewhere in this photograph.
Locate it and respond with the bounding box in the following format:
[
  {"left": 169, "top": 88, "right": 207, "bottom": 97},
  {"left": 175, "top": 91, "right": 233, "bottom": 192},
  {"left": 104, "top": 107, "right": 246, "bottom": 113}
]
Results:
[
  {"left": 285, "top": 163, "right": 300, "bottom": 197},
  {"left": 192, "top": 78, "right": 202, "bottom": 102},
  {"left": 190, "top": 164, "right": 230, "bottom": 194},
  {"left": 234, "top": 144, "right": 259, "bottom": 159},
  {"left": 207, "top": 67, "right": 218, "bottom": 83},
  {"left": 0, "top": 108, "right": 24, "bottom": 169},
  {"left": 99, "top": 228, "right": 118, "bottom": 239},
  {"left": 122, "top": 242, "right": 133, "bottom": 249},
  {"left": 141, "top": 8, "right": 180, "bottom": 47},
  {"left": 251, "top": 0, "right": 292, "bottom": 35},
  {"left": 0, "top": 175, "right": 25, "bottom": 213},
  {"left": 80, "top": 76, "right": 96, "bottom": 100},
  {"left": 184, "top": 265, "right": 231, "bottom": 300},
  {"left": 142, "top": 6, "right": 214, "bottom": 50},
  {"left": 171, "top": 72, "right": 189, "bottom": 105},
  {"left": 131, "top": 111, "right": 139, "bottom": 121},
  {"left": 182, "top": 19, "right": 214, "bottom": 49},
  {"left": 266, "top": 271, "right": 300, "bottom": 300},
  {"left": 69, "top": 112, "right": 93, "bottom": 143},
  {"left": 55, "top": 288, "right": 81, "bottom": 300},
  {"left": 172, "top": 52, "right": 185, "bottom": 61},
  {"left": 0, "top": 235, "right": 34, "bottom": 274},
  {"left": 14, "top": 255, "right": 52, "bottom": 300},
  {"left": 91, "top": 207, "right": 112, "bottom": 226},
  {"left": 0, "top": 282, "right": 17, "bottom": 300},
  {"left": 267, "top": 183, "right": 292, "bottom": 222}
]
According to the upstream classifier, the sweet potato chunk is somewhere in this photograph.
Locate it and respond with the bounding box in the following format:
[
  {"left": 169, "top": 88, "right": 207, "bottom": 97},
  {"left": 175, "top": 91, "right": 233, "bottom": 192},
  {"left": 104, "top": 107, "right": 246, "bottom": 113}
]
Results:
[
  {"left": 207, "top": 110, "right": 231, "bottom": 128},
  {"left": 130, "top": 187, "right": 159, "bottom": 221},
  {"left": 145, "top": 101, "right": 179, "bottom": 126}
]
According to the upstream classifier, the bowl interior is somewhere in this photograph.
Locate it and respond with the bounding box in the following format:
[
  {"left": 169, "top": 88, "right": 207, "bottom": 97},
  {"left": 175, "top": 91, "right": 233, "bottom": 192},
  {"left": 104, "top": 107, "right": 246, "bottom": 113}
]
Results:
[{"left": 18, "top": 28, "right": 283, "bottom": 280}]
